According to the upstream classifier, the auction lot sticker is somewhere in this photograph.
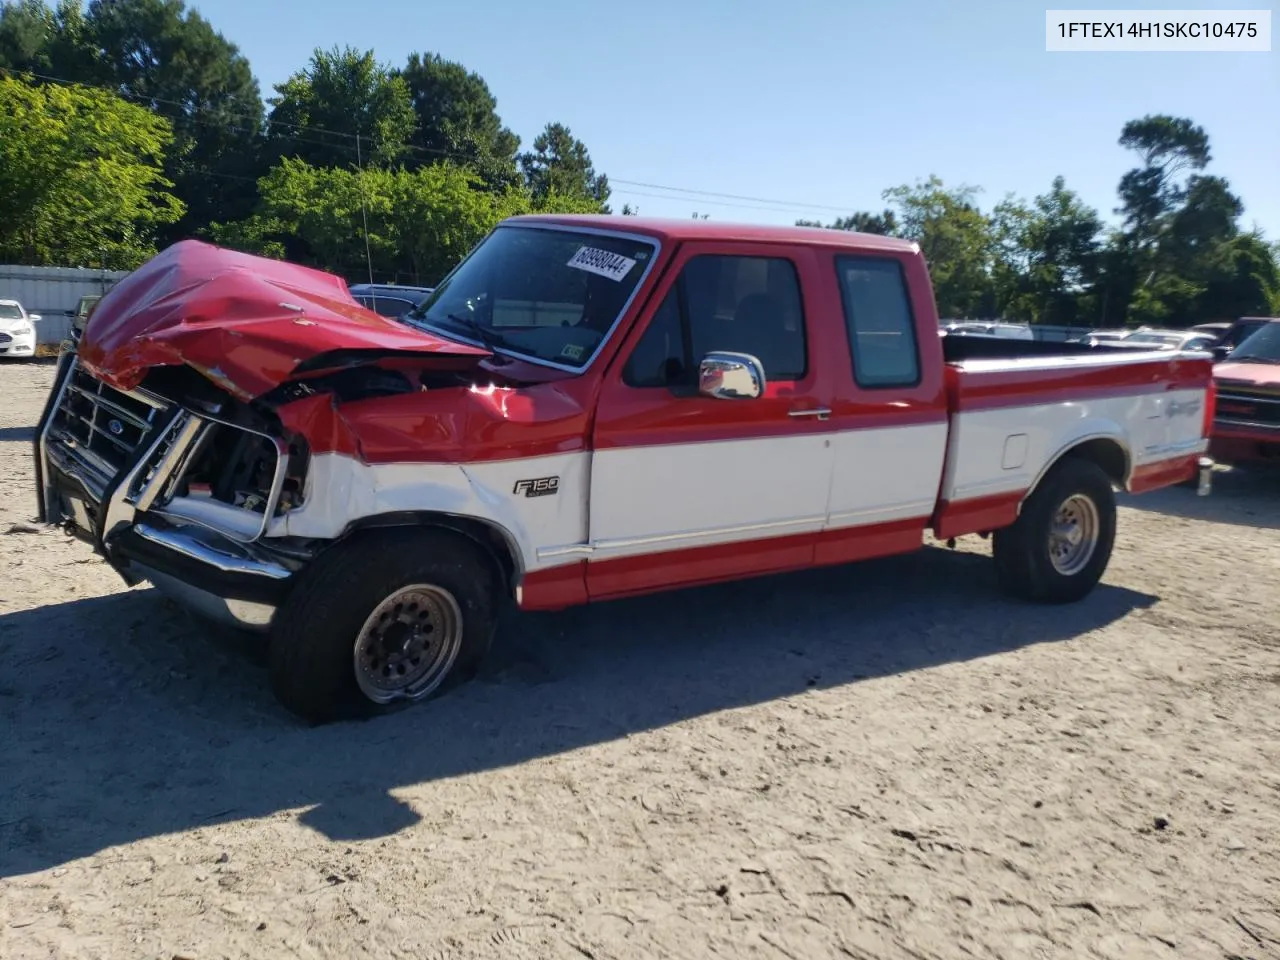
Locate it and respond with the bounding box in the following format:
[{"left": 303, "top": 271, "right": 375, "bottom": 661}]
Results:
[{"left": 567, "top": 246, "right": 637, "bottom": 281}]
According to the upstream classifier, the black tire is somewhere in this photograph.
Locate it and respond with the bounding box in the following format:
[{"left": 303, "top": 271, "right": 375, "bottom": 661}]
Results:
[
  {"left": 268, "top": 527, "right": 501, "bottom": 725},
  {"left": 992, "top": 458, "right": 1117, "bottom": 604}
]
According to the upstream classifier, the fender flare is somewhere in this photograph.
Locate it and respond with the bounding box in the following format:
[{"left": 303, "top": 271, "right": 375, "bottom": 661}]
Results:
[
  {"left": 1021, "top": 433, "right": 1132, "bottom": 509},
  {"left": 336, "top": 510, "right": 525, "bottom": 596}
]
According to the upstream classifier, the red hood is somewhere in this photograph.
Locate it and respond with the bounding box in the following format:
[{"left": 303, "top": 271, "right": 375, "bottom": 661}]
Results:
[
  {"left": 1215, "top": 360, "right": 1280, "bottom": 393},
  {"left": 78, "top": 240, "right": 489, "bottom": 400}
]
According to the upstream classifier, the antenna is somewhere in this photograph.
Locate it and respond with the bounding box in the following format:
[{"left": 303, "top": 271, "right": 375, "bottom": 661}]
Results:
[{"left": 355, "top": 130, "right": 377, "bottom": 311}]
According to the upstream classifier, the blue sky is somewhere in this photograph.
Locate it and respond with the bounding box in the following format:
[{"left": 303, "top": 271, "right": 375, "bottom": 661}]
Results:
[{"left": 206, "top": 0, "right": 1277, "bottom": 236}]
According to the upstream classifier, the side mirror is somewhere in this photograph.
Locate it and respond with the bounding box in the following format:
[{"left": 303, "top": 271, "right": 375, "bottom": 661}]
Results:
[
  {"left": 28, "top": 314, "right": 41, "bottom": 322},
  {"left": 698, "top": 351, "right": 765, "bottom": 400}
]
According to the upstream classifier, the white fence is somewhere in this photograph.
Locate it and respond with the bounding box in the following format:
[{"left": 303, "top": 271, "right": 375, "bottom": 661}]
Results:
[{"left": 0, "top": 265, "right": 129, "bottom": 344}]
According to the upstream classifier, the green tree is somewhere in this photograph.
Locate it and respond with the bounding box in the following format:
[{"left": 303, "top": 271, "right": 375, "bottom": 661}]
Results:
[
  {"left": 0, "top": 0, "right": 90, "bottom": 76},
  {"left": 398, "top": 52, "right": 521, "bottom": 188},
  {"left": 796, "top": 210, "right": 898, "bottom": 234},
  {"left": 267, "top": 46, "right": 415, "bottom": 170},
  {"left": 520, "top": 122, "right": 610, "bottom": 210},
  {"left": 209, "top": 158, "right": 606, "bottom": 284},
  {"left": 883, "top": 175, "right": 994, "bottom": 317},
  {"left": 991, "top": 176, "right": 1102, "bottom": 325},
  {"left": 1100, "top": 114, "right": 1279, "bottom": 326},
  {"left": 0, "top": 75, "right": 183, "bottom": 267},
  {"left": 1216, "top": 232, "right": 1280, "bottom": 317},
  {"left": 1116, "top": 115, "right": 1210, "bottom": 244},
  {"left": 1105, "top": 114, "right": 1234, "bottom": 326},
  {"left": 79, "top": 0, "right": 264, "bottom": 237}
]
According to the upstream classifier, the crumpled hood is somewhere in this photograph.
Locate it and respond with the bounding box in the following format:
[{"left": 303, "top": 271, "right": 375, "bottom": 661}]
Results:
[
  {"left": 1215, "top": 360, "right": 1280, "bottom": 392},
  {"left": 78, "top": 239, "right": 489, "bottom": 400}
]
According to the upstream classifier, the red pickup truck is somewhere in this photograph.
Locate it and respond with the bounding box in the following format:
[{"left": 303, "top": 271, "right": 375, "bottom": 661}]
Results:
[
  {"left": 35, "top": 218, "right": 1216, "bottom": 723},
  {"left": 1208, "top": 317, "right": 1280, "bottom": 464}
]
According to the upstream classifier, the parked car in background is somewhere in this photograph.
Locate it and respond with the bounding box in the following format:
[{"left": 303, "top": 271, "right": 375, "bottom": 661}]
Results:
[
  {"left": 1209, "top": 318, "right": 1280, "bottom": 464},
  {"left": 0, "top": 299, "right": 39, "bottom": 358},
  {"left": 1069, "top": 328, "right": 1217, "bottom": 352},
  {"left": 1206, "top": 316, "right": 1278, "bottom": 361},
  {"left": 1069, "top": 329, "right": 1138, "bottom": 347},
  {"left": 39, "top": 224, "right": 1215, "bottom": 722},
  {"left": 1121, "top": 329, "right": 1219, "bottom": 353},
  {"left": 348, "top": 283, "right": 434, "bottom": 318},
  {"left": 942, "top": 321, "right": 1034, "bottom": 340},
  {"left": 1191, "top": 321, "right": 1233, "bottom": 342},
  {"left": 66, "top": 294, "right": 103, "bottom": 339}
]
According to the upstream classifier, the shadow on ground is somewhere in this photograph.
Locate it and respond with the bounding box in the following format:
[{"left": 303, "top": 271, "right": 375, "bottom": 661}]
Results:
[
  {"left": 0, "top": 426, "right": 35, "bottom": 442},
  {"left": 0, "top": 546, "right": 1156, "bottom": 876},
  {"left": 1119, "top": 464, "right": 1279, "bottom": 530}
]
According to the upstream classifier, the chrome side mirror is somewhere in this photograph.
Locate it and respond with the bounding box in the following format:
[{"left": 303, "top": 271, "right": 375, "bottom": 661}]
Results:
[{"left": 698, "top": 351, "right": 765, "bottom": 400}]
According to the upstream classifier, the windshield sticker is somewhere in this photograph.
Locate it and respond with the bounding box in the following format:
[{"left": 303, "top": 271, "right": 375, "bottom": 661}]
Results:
[
  {"left": 559, "top": 343, "right": 585, "bottom": 361},
  {"left": 566, "top": 246, "right": 637, "bottom": 282}
]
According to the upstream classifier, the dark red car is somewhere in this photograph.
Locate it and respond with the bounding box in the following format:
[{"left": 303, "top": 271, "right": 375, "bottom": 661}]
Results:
[{"left": 1210, "top": 318, "right": 1280, "bottom": 464}]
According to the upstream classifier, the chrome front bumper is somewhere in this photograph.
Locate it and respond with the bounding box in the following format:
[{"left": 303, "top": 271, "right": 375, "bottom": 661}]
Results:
[{"left": 35, "top": 354, "right": 297, "bottom": 632}]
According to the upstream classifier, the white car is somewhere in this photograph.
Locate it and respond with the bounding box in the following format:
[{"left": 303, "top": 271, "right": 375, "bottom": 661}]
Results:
[
  {"left": 943, "top": 321, "right": 1035, "bottom": 341},
  {"left": 0, "top": 299, "right": 39, "bottom": 358}
]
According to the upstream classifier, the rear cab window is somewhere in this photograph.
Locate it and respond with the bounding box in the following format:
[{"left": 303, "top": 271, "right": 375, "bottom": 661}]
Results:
[{"left": 834, "top": 256, "right": 921, "bottom": 388}]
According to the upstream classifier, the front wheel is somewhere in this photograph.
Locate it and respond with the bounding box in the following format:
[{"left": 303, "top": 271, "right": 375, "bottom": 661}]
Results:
[
  {"left": 992, "top": 458, "right": 1117, "bottom": 604},
  {"left": 268, "top": 528, "right": 500, "bottom": 724}
]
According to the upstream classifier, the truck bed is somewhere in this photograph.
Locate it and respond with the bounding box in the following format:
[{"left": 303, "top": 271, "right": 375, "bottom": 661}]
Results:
[
  {"left": 932, "top": 336, "right": 1213, "bottom": 539},
  {"left": 939, "top": 331, "right": 1176, "bottom": 363}
]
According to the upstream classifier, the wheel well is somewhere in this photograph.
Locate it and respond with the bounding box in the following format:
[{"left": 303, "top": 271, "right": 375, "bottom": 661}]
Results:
[
  {"left": 340, "top": 512, "right": 520, "bottom": 595},
  {"left": 1055, "top": 438, "right": 1129, "bottom": 489}
]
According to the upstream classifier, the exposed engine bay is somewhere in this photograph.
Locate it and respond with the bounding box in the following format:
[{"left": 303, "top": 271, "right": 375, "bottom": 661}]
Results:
[{"left": 129, "top": 361, "right": 495, "bottom": 535}]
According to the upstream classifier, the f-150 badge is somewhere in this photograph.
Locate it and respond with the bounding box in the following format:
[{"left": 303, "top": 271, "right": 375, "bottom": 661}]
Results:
[{"left": 513, "top": 476, "right": 559, "bottom": 498}]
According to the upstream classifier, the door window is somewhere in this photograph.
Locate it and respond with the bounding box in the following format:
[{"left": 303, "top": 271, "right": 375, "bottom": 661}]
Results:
[{"left": 623, "top": 255, "right": 807, "bottom": 387}]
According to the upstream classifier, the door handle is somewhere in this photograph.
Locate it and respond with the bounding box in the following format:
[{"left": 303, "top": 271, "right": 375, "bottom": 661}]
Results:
[{"left": 788, "top": 407, "right": 832, "bottom": 420}]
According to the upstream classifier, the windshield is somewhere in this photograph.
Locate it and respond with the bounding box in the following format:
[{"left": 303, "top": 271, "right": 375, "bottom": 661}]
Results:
[
  {"left": 0, "top": 304, "right": 23, "bottom": 320},
  {"left": 1227, "top": 322, "right": 1280, "bottom": 363},
  {"left": 407, "top": 224, "right": 658, "bottom": 368}
]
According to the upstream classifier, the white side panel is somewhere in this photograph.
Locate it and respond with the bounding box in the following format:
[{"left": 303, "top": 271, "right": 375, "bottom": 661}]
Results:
[
  {"left": 259, "top": 384, "right": 1209, "bottom": 580},
  {"left": 268, "top": 450, "right": 591, "bottom": 573},
  {"left": 587, "top": 433, "right": 834, "bottom": 560},
  {"left": 826, "top": 421, "right": 949, "bottom": 528},
  {"left": 940, "top": 386, "right": 1210, "bottom": 503}
]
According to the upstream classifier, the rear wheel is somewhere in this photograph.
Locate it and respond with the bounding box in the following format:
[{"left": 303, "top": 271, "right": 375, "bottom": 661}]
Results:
[
  {"left": 992, "top": 458, "right": 1116, "bottom": 604},
  {"left": 268, "top": 528, "right": 501, "bottom": 724}
]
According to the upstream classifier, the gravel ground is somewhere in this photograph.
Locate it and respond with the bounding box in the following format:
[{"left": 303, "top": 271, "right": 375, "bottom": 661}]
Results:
[{"left": 2, "top": 358, "right": 1278, "bottom": 960}]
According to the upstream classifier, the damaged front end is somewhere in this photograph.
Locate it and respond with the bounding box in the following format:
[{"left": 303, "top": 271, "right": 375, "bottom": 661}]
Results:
[
  {"left": 32, "top": 239, "right": 496, "bottom": 632},
  {"left": 35, "top": 352, "right": 314, "bottom": 630}
]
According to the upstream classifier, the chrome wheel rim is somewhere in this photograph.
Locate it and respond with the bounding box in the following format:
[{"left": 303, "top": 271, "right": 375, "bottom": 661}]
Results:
[
  {"left": 353, "top": 584, "right": 463, "bottom": 703},
  {"left": 1048, "top": 493, "right": 1100, "bottom": 576}
]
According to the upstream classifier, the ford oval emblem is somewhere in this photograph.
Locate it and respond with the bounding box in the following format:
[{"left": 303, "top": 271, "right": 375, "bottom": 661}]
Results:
[{"left": 107, "top": 419, "right": 124, "bottom": 436}]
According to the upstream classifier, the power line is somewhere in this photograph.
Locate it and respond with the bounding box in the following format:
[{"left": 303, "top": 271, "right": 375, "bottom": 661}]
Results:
[
  {"left": 1, "top": 65, "right": 865, "bottom": 219},
  {"left": 610, "top": 179, "right": 854, "bottom": 214},
  {"left": 609, "top": 188, "right": 832, "bottom": 216}
]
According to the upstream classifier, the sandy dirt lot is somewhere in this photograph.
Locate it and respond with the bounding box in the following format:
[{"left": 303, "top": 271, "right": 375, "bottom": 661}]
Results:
[{"left": 1, "top": 358, "right": 1278, "bottom": 960}]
